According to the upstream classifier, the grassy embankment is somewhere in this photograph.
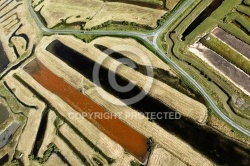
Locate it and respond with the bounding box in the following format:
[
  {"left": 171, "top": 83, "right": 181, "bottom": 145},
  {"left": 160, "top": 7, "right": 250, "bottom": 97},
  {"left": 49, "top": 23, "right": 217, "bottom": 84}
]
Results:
[{"left": 158, "top": 0, "right": 250, "bottom": 123}]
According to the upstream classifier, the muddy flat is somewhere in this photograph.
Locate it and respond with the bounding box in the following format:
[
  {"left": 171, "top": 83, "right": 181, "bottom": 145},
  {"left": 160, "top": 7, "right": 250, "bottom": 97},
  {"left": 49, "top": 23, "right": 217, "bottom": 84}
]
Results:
[
  {"left": 25, "top": 59, "right": 149, "bottom": 163},
  {"left": 212, "top": 27, "right": 250, "bottom": 60}
]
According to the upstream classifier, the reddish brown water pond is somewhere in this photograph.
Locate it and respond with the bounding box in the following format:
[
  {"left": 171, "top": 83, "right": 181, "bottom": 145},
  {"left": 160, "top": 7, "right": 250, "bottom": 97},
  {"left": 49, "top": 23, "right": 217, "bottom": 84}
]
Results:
[{"left": 27, "top": 60, "right": 149, "bottom": 162}]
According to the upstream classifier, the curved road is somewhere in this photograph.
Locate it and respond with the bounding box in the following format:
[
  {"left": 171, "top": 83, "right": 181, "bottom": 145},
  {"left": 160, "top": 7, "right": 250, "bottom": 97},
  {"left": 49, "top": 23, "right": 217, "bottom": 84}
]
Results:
[{"left": 28, "top": 0, "right": 250, "bottom": 136}]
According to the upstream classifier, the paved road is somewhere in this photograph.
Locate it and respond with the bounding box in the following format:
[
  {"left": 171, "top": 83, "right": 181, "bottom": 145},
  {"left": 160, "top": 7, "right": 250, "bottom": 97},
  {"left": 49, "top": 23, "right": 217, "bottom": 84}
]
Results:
[{"left": 28, "top": 0, "right": 250, "bottom": 136}]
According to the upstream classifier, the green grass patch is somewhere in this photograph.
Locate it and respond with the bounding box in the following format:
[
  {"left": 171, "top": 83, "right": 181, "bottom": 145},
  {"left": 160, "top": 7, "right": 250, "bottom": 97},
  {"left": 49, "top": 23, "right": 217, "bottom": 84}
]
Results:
[
  {"left": 228, "top": 12, "right": 250, "bottom": 33},
  {"left": 201, "top": 34, "right": 250, "bottom": 75}
]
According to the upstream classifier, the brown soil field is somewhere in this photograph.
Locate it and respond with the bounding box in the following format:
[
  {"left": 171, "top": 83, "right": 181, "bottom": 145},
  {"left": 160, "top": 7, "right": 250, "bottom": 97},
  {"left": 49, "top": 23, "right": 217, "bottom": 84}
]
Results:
[
  {"left": 36, "top": 0, "right": 166, "bottom": 29},
  {"left": 212, "top": 27, "right": 250, "bottom": 60},
  {"left": 189, "top": 43, "right": 250, "bottom": 96},
  {"left": 24, "top": 59, "right": 149, "bottom": 163}
]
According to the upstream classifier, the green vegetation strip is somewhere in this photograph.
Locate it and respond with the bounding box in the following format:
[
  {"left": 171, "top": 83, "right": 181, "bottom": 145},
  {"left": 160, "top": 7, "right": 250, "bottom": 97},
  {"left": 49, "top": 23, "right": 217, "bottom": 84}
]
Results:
[
  {"left": 201, "top": 34, "right": 250, "bottom": 76},
  {"left": 219, "top": 23, "right": 250, "bottom": 45},
  {"left": 224, "top": 12, "right": 250, "bottom": 35},
  {"left": 228, "top": 12, "right": 250, "bottom": 33},
  {"left": 236, "top": 5, "right": 250, "bottom": 17}
]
